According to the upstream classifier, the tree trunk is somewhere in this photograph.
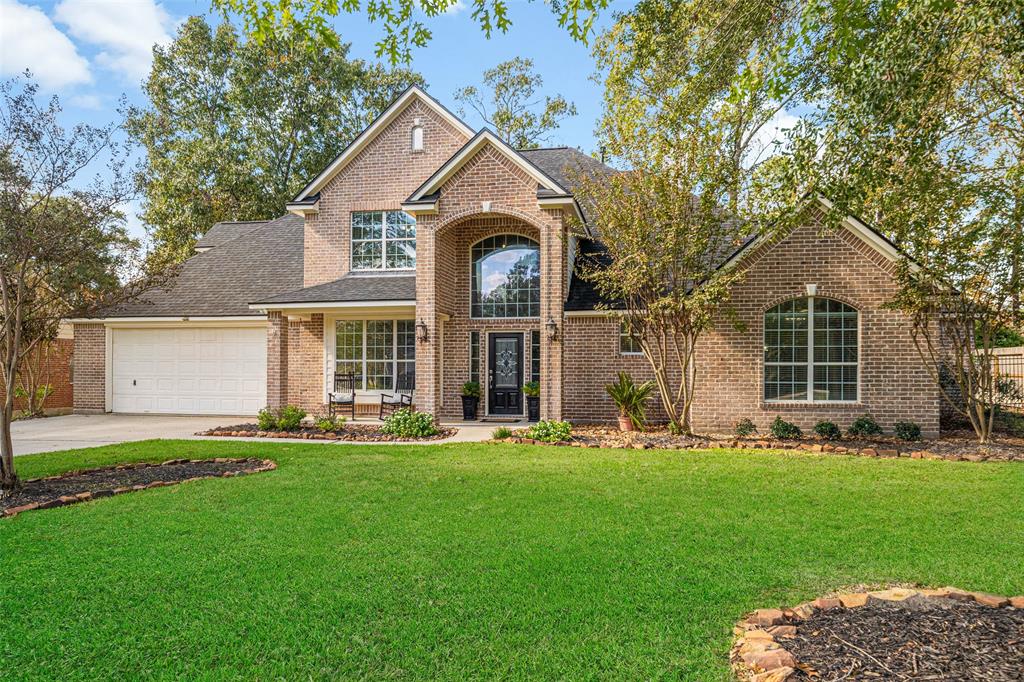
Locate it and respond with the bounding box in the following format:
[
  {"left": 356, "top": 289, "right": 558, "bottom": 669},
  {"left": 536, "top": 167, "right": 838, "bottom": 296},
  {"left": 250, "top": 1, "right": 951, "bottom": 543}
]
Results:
[{"left": 1, "top": 394, "right": 18, "bottom": 493}]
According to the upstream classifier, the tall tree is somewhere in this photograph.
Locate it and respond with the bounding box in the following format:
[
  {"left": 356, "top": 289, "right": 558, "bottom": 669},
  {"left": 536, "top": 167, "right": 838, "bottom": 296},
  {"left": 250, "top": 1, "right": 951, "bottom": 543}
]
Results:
[
  {"left": 454, "top": 57, "right": 577, "bottom": 148},
  {"left": 0, "top": 77, "right": 149, "bottom": 492},
  {"left": 127, "top": 17, "right": 424, "bottom": 268}
]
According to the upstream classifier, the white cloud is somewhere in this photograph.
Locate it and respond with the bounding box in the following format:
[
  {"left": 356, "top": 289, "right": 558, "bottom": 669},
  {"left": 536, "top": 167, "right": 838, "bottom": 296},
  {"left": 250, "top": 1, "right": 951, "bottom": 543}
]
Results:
[
  {"left": 747, "top": 106, "right": 801, "bottom": 167},
  {"left": 54, "top": 0, "right": 172, "bottom": 83},
  {"left": 0, "top": 0, "right": 92, "bottom": 88},
  {"left": 69, "top": 93, "right": 103, "bottom": 109}
]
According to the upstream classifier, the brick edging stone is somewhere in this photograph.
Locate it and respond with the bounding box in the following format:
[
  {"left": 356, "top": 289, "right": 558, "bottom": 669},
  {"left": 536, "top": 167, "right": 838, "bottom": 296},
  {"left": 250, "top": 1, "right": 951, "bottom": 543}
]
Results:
[
  {"left": 2, "top": 458, "right": 277, "bottom": 519},
  {"left": 731, "top": 587, "right": 1024, "bottom": 681}
]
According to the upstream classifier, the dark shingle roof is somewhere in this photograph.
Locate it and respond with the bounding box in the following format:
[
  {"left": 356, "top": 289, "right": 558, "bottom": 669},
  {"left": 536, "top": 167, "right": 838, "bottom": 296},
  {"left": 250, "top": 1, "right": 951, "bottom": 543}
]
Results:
[
  {"left": 252, "top": 273, "right": 416, "bottom": 305},
  {"left": 518, "top": 147, "right": 616, "bottom": 225},
  {"left": 103, "top": 214, "right": 304, "bottom": 317},
  {"left": 195, "top": 220, "right": 269, "bottom": 249}
]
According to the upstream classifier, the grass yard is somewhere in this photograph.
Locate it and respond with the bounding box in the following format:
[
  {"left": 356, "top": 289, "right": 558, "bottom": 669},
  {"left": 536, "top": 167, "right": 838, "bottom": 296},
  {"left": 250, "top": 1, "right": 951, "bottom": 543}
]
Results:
[{"left": 2, "top": 440, "right": 1023, "bottom": 680}]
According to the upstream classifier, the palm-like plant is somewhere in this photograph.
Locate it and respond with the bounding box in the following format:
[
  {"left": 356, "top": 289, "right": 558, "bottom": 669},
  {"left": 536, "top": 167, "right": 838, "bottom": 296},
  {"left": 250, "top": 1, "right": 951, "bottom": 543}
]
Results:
[{"left": 605, "top": 372, "right": 656, "bottom": 431}]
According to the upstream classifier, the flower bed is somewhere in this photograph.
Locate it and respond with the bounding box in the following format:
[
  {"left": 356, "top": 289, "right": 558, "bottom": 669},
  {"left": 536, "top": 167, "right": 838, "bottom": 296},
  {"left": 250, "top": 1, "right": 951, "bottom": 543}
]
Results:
[
  {"left": 1, "top": 458, "right": 275, "bottom": 518},
  {"left": 200, "top": 423, "right": 456, "bottom": 442},
  {"left": 490, "top": 425, "right": 1024, "bottom": 462},
  {"left": 731, "top": 587, "right": 1024, "bottom": 680}
]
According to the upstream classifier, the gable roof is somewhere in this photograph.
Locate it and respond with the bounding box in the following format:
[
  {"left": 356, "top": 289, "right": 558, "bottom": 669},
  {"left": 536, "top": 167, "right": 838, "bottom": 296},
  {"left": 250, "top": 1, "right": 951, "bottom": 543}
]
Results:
[
  {"left": 287, "top": 85, "right": 474, "bottom": 211},
  {"left": 518, "top": 147, "right": 617, "bottom": 227},
  {"left": 96, "top": 214, "right": 304, "bottom": 318},
  {"left": 195, "top": 220, "right": 269, "bottom": 251}
]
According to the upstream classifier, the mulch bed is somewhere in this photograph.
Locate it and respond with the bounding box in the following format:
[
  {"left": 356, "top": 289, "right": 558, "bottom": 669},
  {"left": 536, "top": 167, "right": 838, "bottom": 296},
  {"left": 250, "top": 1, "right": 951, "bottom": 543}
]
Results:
[
  {"left": 199, "top": 423, "right": 456, "bottom": 442},
  {"left": 732, "top": 587, "right": 1024, "bottom": 682},
  {"left": 495, "top": 425, "right": 1024, "bottom": 462},
  {"left": 1, "top": 458, "right": 275, "bottom": 518}
]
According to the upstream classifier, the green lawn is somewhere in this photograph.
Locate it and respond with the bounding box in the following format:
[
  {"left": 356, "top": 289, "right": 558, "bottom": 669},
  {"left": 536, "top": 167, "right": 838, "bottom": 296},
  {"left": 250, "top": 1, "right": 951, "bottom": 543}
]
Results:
[{"left": 2, "top": 441, "right": 1022, "bottom": 680}]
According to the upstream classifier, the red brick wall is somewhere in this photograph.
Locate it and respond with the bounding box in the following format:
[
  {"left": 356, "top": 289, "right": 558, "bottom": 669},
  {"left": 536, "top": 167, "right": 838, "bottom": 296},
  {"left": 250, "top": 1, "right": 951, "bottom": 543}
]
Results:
[
  {"left": 1, "top": 338, "right": 73, "bottom": 411},
  {"left": 562, "top": 221, "right": 941, "bottom": 437},
  {"left": 72, "top": 324, "right": 106, "bottom": 413},
  {"left": 286, "top": 313, "right": 325, "bottom": 412}
]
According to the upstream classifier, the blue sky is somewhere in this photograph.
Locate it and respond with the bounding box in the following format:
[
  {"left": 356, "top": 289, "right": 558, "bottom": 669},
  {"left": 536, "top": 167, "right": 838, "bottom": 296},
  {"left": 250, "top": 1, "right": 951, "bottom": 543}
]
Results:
[{"left": 1, "top": 0, "right": 634, "bottom": 245}]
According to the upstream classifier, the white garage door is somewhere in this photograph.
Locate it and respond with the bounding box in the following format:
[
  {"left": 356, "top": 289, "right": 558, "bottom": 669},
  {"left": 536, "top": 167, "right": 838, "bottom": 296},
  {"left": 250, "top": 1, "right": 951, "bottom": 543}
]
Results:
[{"left": 111, "top": 327, "right": 267, "bottom": 415}]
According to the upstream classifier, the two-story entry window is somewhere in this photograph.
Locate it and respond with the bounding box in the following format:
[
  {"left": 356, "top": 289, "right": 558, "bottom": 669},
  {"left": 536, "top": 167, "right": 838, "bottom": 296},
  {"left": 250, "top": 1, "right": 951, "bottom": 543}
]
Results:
[
  {"left": 351, "top": 211, "right": 416, "bottom": 270},
  {"left": 471, "top": 235, "right": 540, "bottom": 318}
]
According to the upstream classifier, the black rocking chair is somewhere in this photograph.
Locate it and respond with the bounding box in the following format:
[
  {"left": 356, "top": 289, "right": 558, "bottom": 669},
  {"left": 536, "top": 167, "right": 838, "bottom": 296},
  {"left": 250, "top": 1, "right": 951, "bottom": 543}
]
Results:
[
  {"left": 329, "top": 373, "right": 356, "bottom": 419},
  {"left": 379, "top": 373, "right": 414, "bottom": 419}
]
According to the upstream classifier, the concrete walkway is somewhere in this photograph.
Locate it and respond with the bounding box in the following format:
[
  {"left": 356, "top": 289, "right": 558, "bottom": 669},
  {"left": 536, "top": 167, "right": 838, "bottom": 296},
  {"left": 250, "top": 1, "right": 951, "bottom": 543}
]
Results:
[{"left": 12, "top": 414, "right": 514, "bottom": 456}]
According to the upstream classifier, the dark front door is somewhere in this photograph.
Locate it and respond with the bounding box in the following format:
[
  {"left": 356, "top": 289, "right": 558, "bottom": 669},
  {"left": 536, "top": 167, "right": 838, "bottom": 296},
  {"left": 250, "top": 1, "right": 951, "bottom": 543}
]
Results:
[{"left": 488, "top": 332, "right": 523, "bottom": 415}]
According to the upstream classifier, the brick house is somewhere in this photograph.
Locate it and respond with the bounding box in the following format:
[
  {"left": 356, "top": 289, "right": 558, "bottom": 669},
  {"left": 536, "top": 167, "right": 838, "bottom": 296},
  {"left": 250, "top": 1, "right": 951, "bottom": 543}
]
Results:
[{"left": 71, "top": 86, "right": 940, "bottom": 436}]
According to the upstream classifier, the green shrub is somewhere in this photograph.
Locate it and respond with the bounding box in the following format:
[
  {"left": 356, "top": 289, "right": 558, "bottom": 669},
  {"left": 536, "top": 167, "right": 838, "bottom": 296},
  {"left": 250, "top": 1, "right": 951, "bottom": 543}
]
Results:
[
  {"left": 522, "top": 380, "right": 541, "bottom": 398},
  {"left": 461, "top": 381, "right": 481, "bottom": 398},
  {"left": 996, "top": 409, "right": 1024, "bottom": 437},
  {"left": 848, "top": 414, "right": 883, "bottom": 437},
  {"left": 734, "top": 418, "right": 756, "bottom": 437},
  {"left": 276, "top": 405, "right": 307, "bottom": 431},
  {"left": 257, "top": 407, "right": 277, "bottom": 431},
  {"left": 527, "top": 419, "right": 572, "bottom": 443},
  {"left": 604, "top": 371, "right": 655, "bottom": 429},
  {"left": 492, "top": 426, "right": 513, "bottom": 439},
  {"left": 813, "top": 420, "right": 841, "bottom": 440},
  {"left": 381, "top": 409, "right": 439, "bottom": 438},
  {"left": 314, "top": 413, "right": 345, "bottom": 432},
  {"left": 769, "top": 416, "right": 802, "bottom": 439},
  {"left": 893, "top": 421, "right": 922, "bottom": 441}
]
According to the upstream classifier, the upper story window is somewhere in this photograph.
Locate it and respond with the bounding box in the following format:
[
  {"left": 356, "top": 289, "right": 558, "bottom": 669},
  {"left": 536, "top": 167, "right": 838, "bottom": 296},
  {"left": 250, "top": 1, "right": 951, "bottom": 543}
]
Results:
[
  {"left": 764, "top": 296, "right": 859, "bottom": 402},
  {"left": 471, "top": 235, "right": 540, "bottom": 318},
  {"left": 619, "top": 320, "right": 643, "bottom": 355},
  {"left": 411, "top": 124, "right": 424, "bottom": 152},
  {"left": 351, "top": 211, "right": 416, "bottom": 271}
]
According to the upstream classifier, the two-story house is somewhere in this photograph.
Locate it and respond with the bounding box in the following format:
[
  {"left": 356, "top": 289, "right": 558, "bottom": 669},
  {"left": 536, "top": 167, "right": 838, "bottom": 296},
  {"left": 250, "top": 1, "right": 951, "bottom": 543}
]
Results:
[{"left": 71, "top": 86, "right": 940, "bottom": 435}]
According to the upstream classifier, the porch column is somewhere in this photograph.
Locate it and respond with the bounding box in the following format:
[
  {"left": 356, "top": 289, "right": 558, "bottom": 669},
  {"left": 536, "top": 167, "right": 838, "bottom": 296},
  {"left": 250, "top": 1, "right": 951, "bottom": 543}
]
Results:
[
  {"left": 414, "top": 218, "right": 440, "bottom": 414},
  {"left": 266, "top": 311, "right": 288, "bottom": 409},
  {"left": 539, "top": 210, "right": 565, "bottom": 420}
]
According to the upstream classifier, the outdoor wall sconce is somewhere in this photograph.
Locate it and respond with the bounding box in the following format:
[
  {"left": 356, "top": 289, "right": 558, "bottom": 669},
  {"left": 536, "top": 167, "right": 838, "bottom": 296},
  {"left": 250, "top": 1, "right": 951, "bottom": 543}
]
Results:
[
  {"left": 416, "top": 318, "right": 429, "bottom": 342},
  {"left": 545, "top": 317, "right": 559, "bottom": 342}
]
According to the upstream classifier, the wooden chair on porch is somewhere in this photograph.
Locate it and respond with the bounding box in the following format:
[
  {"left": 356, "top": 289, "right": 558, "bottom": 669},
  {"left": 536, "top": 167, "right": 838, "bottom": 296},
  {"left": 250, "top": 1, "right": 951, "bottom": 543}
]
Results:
[
  {"left": 329, "top": 373, "right": 356, "bottom": 419},
  {"left": 379, "top": 372, "right": 414, "bottom": 420}
]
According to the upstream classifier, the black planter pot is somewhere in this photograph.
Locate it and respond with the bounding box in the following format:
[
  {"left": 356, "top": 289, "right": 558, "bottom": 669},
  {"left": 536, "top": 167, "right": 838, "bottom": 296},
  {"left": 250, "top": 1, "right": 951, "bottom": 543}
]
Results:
[
  {"left": 461, "top": 395, "right": 479, "bottom": 421},
  {"left": 526, "top": 395, "right": 540, "bottom": 422}
]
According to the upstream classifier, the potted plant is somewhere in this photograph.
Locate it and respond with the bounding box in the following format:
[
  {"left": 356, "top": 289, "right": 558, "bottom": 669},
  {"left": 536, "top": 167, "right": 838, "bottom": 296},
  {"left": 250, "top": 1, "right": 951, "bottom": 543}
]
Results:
[
  {"left": 605, "top": 371, "right": 655, "bottom": 431},
  {"left": 523, "top": 380, "right": 541, "bottom": 421},
  {"left": 460, "top": 381, "right": 481, "bottom": 420}
]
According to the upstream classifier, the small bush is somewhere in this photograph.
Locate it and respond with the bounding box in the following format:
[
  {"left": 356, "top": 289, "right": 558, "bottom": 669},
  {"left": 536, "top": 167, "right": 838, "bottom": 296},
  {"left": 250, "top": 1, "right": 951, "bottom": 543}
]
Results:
[
  {"left": 893, "top": 421, "right": 922, "bottom": 441},
  {"left": 381, "top": 409, "right": 439, "bottom": 438},
  {"left": 257, "top": 407, "right": 277, "bottom": 431},
  {"left": 527, "top": 419, "right": 572, "bottom": 443},
  {"left": 996, "top": 409, "right": 1024, "bottom": 437},
  {"left": 770, "top": 416, "right": 802, "bottom": 439},
  {"left": 848, "top": 414, "right": 883, "bottom": 437},
  {"left": 276, "top": 405, "right": 307, "bottom": 431},
  {"left": 522, "top": 380, "right": 541, "bottom": 398},
  {"left": 813, "top": 420, "right": 841, "bottom": 440},
  {"left": 492, "top": 426, "right": 513, "bottom": 439},
  {"left": 314, "top": 413, "right": 345, "bottom": 432},
  {"left": 734, "top": 418, "right": 756, "bottom": 437},
  {"left": 461, "top": 381, "right": 481, "bottom": 398}
]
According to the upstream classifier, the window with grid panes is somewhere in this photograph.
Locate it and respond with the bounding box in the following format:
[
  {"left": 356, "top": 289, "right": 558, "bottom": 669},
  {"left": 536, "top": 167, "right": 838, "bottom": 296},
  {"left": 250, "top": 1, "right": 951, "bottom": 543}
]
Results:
[
  {"left": 530, "top": 330, "right": 540, "bottom": 383},
  {"left": 334, "top": 319, "right": 416, "bottom": 391},
  {"left": 351, "top": 211, "right": 416, "bottom": 270},
  {"left": 471, "top": 235, "right": 540, "bottom": 318},
  {"left": 469, "top": 331, "right": 480, "bottom": 383}
]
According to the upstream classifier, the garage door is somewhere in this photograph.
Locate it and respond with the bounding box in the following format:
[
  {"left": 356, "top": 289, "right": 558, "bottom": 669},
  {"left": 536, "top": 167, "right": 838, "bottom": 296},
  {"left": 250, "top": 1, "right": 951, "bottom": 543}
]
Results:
[{"left": 111, "top": 327, "right": 266, "bottom": 415}]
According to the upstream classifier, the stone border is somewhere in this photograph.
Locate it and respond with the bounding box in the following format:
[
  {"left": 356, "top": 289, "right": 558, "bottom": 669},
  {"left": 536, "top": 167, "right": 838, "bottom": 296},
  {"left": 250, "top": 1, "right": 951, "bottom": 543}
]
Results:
[
  {"left": 489, "top": 436, "right": 997, "bottom": 462},
  {"left": 200, "top": 427, "right": 457, "bottom": 442},
  {"left": 2, "top": 458, "right": 277, "bottom": 519},
  {"left": 731, "top": 587, "right": 1024, "bottom": 681}
]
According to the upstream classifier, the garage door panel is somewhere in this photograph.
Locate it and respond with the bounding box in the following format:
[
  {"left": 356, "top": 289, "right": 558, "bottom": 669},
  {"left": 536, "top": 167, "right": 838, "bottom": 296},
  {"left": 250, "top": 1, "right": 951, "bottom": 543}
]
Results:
[{"left": 112, "top": 327, "right": 266, "bottom": 415}]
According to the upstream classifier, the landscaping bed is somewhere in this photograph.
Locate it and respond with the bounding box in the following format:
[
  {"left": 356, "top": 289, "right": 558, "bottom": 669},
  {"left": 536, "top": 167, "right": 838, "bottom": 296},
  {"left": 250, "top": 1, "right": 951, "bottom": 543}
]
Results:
[
  {"left": 200, "top": 423, "right": 456, "bottom": 442},
  {"left": 494, "top": 425, "right": 1024, "bottom": 461},
  {"left": 1, "top": 457, "right": 276, "bottom": 518},
  {"left": 732, "top": 587, "right": 1024, "bottom": 681}
]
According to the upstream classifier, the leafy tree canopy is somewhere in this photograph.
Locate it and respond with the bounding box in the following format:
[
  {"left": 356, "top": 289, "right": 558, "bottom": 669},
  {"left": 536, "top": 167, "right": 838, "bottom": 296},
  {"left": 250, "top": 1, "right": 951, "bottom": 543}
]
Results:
[
  {"left": 127, "top": 17, "right": 424, "bottom": 268},
  {"left": 454, "top": 57, "right": 577, "bottom": 149}
]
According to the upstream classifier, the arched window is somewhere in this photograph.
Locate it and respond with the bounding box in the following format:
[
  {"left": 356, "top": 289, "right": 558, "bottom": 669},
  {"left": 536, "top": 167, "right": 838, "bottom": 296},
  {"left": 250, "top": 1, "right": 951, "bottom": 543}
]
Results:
[
  {"left": 471, "top": 235, "right": 540, "bottom": 318},
  {"left": 411, "top": 124, "right": 424, "bottom": 151},
  {"left": 764, "top": 297, "right": 858, "bottom": 401}
]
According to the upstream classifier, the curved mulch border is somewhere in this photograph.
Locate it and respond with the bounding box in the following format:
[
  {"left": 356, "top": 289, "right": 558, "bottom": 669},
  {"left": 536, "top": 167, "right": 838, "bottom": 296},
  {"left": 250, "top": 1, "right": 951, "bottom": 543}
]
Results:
[
  {"left": 199, "top": 423, "right": 457, "bottom": 442},
  {"left": 1, "top": 458, "right": 276, "bottom": 519},
  {"left": 731, "top": 587, "right": 1024, "bottom": 681}
]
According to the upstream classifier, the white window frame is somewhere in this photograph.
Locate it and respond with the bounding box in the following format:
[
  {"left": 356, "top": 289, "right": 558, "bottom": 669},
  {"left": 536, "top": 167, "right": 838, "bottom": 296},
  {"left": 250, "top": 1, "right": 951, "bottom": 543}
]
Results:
[
  {"left": 619, "top": 320, "right": 644, "bottom": 356},
  {"left": 351, "top": 211, "right": 416, "bottom": 272},
  {"left": 332, "top": 318, "right": 416, "bottom": 393},
  {"left": 763, "top": 296, "right": 860, "bottom": 403}
]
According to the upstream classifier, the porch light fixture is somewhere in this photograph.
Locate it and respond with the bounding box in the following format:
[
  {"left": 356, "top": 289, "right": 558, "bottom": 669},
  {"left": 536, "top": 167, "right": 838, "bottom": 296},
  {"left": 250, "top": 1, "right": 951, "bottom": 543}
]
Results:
[
  {"left": 545, "top": 318, "right": 559, "bottom": 342},
  {"left": 415, "top": 318, "right": 429, "bottom": 342}
]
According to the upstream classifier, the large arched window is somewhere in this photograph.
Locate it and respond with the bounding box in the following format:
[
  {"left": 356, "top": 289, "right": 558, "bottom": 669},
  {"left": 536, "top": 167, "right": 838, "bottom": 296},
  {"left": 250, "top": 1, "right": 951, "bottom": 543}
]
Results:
[
  {"left": 471, "top": 235, "right": 540, "bottom": 318},
  {"left": 764, "top": 297, "right": 858, "bottom": 401}
]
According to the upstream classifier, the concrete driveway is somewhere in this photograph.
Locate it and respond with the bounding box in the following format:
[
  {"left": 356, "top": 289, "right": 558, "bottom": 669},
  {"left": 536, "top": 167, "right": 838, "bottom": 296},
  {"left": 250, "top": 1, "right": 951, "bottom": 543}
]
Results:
[{"left": 11, "top": 414, "right": 240, "bottom": 456}]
